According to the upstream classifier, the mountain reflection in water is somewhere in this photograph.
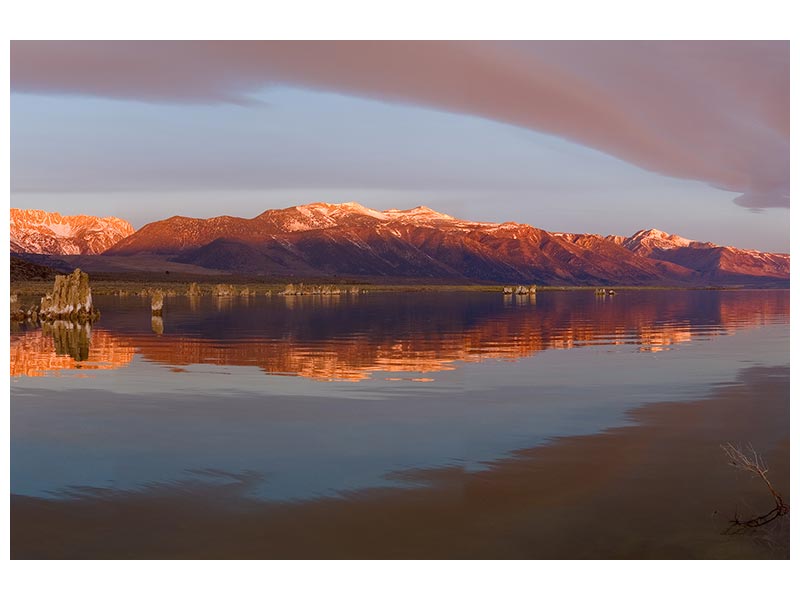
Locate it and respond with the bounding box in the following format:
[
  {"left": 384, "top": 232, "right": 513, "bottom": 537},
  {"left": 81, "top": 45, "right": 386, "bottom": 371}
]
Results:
[
  {"left": 10, "top": 321, "right": 135, "bottom": 377},
  {"left": 9, "top": 290, "right": 789, "bottom": 381}
]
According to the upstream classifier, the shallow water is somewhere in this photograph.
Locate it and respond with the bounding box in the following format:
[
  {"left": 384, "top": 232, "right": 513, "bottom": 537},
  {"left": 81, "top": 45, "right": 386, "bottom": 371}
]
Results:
[
  {"left": 8, "top": 290, "right": 791, "bottom": 558},
  {"left": 11, "top": 290, "right": 788, "bottom": 504}
]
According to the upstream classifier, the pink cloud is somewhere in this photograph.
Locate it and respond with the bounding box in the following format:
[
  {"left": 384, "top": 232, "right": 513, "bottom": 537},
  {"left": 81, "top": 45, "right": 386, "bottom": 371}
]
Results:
[{"left": 11, "top": 41, "right": 789, "bottom": 208}]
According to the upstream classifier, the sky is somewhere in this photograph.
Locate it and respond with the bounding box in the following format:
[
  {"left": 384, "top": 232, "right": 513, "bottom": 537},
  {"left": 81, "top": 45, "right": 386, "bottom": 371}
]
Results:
[{"left": 9, "top": 41, "right": 790, "bottom": 252}]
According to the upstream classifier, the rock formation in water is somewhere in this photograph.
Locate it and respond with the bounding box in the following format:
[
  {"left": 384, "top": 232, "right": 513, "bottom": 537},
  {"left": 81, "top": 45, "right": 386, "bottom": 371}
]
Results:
[
  {"left": 187, "top": 282, "right": 202, "bottom": 296},
  {"left": 10, "top": 294, "right": 41, "bottom": 322},
  {"left": 279, "top": 283, "right": 348, "bottom": 296},
  {"left": 503, "top": 285, "right": 536, "bottom": 295},
  {"left": 213, "top": 284, "right": 236, "bottom": 296},
  {"left": 39, "top": 268, "right": 99, "bottom": 322},
  {"left": 151, "top": 290, "right": 164, "bottom": 315}
]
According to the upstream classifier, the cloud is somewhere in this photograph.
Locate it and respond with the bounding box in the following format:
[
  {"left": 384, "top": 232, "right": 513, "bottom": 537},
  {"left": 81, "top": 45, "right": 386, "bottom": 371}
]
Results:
[{"left": 10, "top": 41, "right": 789, "bottom": 208}]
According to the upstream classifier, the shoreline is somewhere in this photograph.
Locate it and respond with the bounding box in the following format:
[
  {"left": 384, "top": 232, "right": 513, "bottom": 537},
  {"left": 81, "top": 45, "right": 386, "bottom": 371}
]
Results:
[
  {"left": 10, "top": 279, "right": 790, "bottom": 297},
  {"left": 11, "top": 363, "right": 789, "bottom": 559}
]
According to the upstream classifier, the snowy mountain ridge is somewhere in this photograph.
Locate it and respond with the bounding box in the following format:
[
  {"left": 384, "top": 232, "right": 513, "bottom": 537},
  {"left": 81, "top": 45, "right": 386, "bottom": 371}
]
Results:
[{"left": 10, "top": 208, "right": 135, "bottom": 255}]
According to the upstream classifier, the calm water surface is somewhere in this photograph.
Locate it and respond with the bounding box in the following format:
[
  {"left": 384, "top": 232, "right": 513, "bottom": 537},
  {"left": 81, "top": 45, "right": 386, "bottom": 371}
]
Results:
[{"left": 11, "top": 290, "right": 788, "bottom": 504}]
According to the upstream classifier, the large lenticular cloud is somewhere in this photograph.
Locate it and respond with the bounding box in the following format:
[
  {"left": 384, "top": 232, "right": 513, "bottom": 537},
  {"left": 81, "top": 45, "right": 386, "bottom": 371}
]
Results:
[{"left": 11, "top": 41, "right": 789, "bottom": 208}]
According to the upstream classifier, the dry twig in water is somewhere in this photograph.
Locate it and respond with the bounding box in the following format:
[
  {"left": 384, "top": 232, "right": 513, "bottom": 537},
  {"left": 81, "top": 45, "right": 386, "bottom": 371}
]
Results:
[{"left": 720, "top": 442, "right": 789, "bottom": 531}]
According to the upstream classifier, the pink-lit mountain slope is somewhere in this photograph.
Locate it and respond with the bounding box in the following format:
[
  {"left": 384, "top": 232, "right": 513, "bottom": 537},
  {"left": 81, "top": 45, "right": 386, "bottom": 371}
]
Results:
[
  {"left": 614, "top": 229, "right": 788, "bottom": 283},
  {"left": 11, "top": 209, "right": 135, "bottom": 255},
  {"left": 101, "top": 203, "right": 788, "bottom": 287}
]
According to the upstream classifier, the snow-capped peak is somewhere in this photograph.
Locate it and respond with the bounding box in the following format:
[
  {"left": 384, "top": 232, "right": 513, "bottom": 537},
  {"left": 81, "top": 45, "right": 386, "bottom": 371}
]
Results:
[
  {"left": 382, "top": 205, "right": 457, "bottom": 222},
  {"left": 620, "top": 228, "right": 699, "bottom": 255},
  {"left": 10, "top": 208, "right": 135, "bottom": 255},
  {"left": 263, "top": 202, "right": 461, "bottom": 232},
  {"left": 630, "top": 228, "right": 693, "bottom": 245}
]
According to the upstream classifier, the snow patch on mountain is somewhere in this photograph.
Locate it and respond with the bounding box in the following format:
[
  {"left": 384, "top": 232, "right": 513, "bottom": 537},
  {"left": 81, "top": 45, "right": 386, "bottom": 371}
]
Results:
[
  {"left": 621, "top": 228, "right": 696, "bottom": 254},
  {"left": 10, "top": 208, "right": 135, "bottom": 255}
]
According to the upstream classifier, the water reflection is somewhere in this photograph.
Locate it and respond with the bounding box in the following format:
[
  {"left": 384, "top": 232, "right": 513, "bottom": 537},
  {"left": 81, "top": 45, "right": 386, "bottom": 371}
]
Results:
[
  {"left": 9, "top": 290, "right": 789, "bottom": 380},
  {"left": 46, "top": 321, "right": 91, "bottom": 361},
  {"left": 151, "top": 316, "right": 164, "bottom": 335},
  {"left": 10, "top": 322, "right": 135, "bottom": 377}
]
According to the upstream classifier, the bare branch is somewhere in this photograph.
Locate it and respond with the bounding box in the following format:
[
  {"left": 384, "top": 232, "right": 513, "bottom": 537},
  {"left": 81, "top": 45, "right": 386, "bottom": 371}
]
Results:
[{"left": 720, "top": 442, "right": 788, "bottom": 532}]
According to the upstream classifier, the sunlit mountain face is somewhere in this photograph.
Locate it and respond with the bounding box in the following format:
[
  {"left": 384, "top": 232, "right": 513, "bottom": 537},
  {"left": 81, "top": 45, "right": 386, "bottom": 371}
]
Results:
[
  {"left": 10, "top": 203, "right": 788, "bottom": 286},
  {"left": 10, "top": 290, "right": 789, "bottom": 381},
  {"left": 96, "top": 202, "right": 787, "bottom": 286},
  {"left": 10, "top": 209, "right": 135, "bottom": 255}
]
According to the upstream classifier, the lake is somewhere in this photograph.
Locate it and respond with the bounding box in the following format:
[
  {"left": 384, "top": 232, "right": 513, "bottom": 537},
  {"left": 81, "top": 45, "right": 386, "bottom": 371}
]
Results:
[{"left": 10, "top": 289, "right": 790, "bottom": 558}]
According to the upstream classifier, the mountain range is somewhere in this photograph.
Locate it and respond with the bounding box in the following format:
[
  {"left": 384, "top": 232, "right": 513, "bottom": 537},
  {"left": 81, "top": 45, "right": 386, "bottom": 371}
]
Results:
[
  {"left": 10, "top": 209, "right": 134, "bottom": 255},
  {"left": 10, "top": 204, "right": 789, "bottom": 286}
]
